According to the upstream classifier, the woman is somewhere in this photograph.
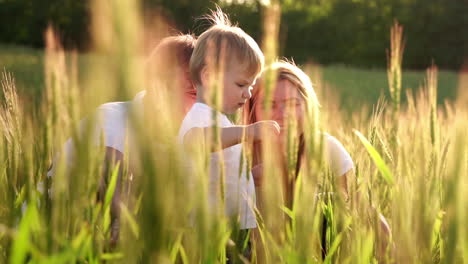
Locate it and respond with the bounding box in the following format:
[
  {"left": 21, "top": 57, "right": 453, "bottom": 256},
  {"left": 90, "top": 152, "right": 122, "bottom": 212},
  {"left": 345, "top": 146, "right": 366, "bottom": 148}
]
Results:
[
  {"left": 245, "top": 60, "right": 353, "bottom": 206},
  {"left": 244, "top": 60, "right": 391, "bottom": 260}
]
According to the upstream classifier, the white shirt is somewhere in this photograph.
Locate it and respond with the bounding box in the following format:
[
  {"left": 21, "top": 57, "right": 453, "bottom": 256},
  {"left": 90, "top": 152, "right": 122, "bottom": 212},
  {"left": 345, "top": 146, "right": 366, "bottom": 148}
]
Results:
[
  {"left": 323, "top": 133, "right": 354, "bottom": 177},
  {"left": 95, "top": 91, "right": 145, "bottom": 153},
  {"left": 47, "top": 91, "right": 145, "bottom": 177},
  {"left": 178, "top": 103, "right": 257, "bottom": 229}
]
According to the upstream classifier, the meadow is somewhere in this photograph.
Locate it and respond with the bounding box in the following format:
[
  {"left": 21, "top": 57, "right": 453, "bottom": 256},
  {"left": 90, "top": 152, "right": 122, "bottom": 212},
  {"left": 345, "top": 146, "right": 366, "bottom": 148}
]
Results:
[
  {"left": 0, "top": 44, "right": 460, "bottom": 114},
  {"left": 0, "top": 1, "right": 467, "bottom": 264}
]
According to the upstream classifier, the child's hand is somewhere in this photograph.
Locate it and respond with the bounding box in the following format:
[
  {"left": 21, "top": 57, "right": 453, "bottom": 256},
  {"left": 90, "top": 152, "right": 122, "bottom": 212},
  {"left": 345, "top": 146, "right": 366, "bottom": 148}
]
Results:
[{"left": 247, "top": 120, "right": 280, "bottom": 142}]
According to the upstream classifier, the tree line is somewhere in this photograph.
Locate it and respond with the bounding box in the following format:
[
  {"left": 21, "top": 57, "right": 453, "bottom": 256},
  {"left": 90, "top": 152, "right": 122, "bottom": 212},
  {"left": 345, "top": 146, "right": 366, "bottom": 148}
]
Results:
[{"left": 0, "top": 0, "right": 466, "bottom": 70}]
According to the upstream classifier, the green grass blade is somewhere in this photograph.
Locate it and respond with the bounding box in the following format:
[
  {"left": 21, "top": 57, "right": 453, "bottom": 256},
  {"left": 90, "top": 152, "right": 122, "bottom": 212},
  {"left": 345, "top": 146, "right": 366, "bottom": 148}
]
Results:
[
  {"left": 10, "top": 204, "right": 39, "bottom": 264},
  {"left": 354, "top": 130, "right": 394, "bottom": 185},
  {"left": 104, "top": 162, "right": 120, "bottom": 211}
]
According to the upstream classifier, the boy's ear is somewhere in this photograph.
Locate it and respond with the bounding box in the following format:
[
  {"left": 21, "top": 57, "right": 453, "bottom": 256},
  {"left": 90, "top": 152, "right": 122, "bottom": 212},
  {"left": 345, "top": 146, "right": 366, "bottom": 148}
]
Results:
[{"left": 200, "top": 66, "right": 210, "bottom": 87}]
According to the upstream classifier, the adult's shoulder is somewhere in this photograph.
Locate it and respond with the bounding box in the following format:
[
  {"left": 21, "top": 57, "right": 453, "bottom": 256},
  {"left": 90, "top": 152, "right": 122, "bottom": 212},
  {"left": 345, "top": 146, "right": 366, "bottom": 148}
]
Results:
[
  {"left": 323, "top": 133, "right": 346, "bottom": 151},
  {"left": 95, "top": 101, "right": 132, "bottom": 153},
  {"left": 322, "top": 132, "right": 354, "bottom": 177},
  {"left": 96, "top": 101, "right": 133, "bottom": 124},
  {"left": 97, "top": 101, "right": 130, "bottom": 116}
]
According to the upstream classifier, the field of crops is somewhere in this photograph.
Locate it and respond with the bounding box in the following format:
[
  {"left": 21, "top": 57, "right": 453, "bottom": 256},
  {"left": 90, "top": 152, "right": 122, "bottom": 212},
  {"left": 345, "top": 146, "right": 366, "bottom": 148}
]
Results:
[{"left": 0, "top": 1, "right": 467, "bottom": 263}]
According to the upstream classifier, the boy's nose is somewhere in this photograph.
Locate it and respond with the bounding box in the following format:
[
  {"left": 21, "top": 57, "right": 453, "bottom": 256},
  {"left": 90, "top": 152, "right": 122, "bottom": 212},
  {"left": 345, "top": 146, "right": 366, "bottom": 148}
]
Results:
[{"left": 242, "top": 87, "right": 252, "bottom": 99}]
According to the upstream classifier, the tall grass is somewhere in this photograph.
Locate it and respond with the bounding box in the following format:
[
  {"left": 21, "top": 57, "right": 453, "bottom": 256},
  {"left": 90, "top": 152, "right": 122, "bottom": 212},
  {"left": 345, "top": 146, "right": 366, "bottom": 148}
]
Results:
[{"left": 1, "top": 0, "right": 467, "bottom": 263}]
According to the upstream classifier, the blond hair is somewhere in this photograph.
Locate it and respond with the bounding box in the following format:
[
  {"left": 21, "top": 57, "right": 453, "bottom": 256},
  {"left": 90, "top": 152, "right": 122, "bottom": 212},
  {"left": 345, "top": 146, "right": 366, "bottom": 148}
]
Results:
[
  {"left": 271, "top": 60, "right": 320, "bottom": 110},
  {"left": 189, "top": 7, "right": 264, "bottom": 86}
]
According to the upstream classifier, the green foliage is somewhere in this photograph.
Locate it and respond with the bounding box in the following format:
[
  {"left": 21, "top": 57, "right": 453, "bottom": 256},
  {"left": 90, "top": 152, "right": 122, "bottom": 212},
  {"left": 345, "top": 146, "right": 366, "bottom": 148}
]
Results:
[
  {"left": 1, "top": 0, "right": 467, "bottom": 69},
  {"left": 0, "top": 0, "right": 90, "bottom": 48},
  {"left": 0, "top": 45, "right": 460, "bottom": 116},
  {"left": 354, "top": 130, "right": 394, "bottom": 185},
  {"left": 278, "top": 0, "right": 468, "bottom": 70}
]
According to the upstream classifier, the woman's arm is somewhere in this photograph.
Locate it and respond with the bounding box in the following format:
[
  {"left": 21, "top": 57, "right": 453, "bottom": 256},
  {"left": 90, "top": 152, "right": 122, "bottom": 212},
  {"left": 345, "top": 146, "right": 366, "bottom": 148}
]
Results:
[{"left": 338, "top": 171, "right": 349, "bottom": 202}]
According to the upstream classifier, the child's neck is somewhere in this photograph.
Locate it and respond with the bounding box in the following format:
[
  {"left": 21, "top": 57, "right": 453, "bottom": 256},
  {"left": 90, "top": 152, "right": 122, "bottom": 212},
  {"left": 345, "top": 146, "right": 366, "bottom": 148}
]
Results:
[
  {"left": 195, "top": 87, "right": 224, "bottom": 114},
  {"left": 196, "top": 91, "right": 207, "bottom": 105}
]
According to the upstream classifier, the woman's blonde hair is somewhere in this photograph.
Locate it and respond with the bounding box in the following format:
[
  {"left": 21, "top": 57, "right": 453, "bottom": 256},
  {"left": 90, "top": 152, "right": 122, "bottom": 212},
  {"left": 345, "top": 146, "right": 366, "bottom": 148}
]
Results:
[
  {"left": 272, "top": 60, "right": 320, "bottom": 110},
  {"left": 189, "top": 7, "right": 264, "bottom": 86}
]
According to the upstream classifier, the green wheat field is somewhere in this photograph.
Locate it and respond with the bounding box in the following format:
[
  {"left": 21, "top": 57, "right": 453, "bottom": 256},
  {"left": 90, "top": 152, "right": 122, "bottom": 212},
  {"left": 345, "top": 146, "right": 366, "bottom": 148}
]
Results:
[{"left": 0, "top": 1, "right": 467, "bottom": 263}]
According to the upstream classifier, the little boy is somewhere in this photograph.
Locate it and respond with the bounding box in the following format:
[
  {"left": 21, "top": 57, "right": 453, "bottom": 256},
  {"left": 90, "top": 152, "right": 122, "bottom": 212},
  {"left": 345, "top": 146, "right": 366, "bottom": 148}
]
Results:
[{"left": 178, "top": 9, "right": 279, "bottom": 234}]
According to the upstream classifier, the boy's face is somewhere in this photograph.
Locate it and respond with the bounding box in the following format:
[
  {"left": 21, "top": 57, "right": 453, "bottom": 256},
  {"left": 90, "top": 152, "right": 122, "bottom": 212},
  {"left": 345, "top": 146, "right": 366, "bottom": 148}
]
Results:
[{"left": 220, "top": 60, "right": 258, "bottom": 114}]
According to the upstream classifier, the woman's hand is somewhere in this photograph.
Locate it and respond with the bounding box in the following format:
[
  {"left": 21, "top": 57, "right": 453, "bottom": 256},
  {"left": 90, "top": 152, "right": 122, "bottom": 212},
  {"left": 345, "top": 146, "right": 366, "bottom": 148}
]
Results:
[
  {"left": 379, "top": 213, "right": 392, "bottom": 238},
  {"left": 376, "top": 212, "right": 393, "bottom": 263}
]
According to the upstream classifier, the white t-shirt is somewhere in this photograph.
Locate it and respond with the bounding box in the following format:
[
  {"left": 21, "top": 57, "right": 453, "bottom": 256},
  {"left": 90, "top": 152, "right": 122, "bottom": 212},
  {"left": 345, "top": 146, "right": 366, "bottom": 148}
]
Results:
[
  {"left": 178, "top": 103, "right": 257, "bottom": 229},
  {"left": 323, "top": 133, "right": 354, "bottom": 177},
  {"left": 47, "top": 91, "right": 145, "bottom": 177},
  {"left": 94, "top": 90, "right": 145, "bottom": 153}
]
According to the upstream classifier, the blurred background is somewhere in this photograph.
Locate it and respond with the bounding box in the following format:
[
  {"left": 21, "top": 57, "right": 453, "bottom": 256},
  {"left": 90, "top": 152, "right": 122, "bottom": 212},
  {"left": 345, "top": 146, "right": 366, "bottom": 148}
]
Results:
[
  {"left": 0, "top": 0, "right": 467, "bottom": 111},
  {"left": 1, "top": 0, "right": 467, "bottom": 69}
]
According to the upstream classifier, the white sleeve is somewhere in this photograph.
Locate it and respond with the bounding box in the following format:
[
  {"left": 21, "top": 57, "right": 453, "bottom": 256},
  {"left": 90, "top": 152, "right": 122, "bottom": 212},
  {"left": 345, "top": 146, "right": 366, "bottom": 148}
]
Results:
[
  {"left": 47, "top": 103, "right": 127, "bottom": 179},
  {"left": 177, "top": 108, "right": 211, "bottom": 146},
  {"left": 47, "top": 118, "right": 88, "bottom": 178},
  {"left": 96, "top": 104, "right": 127, "bottom": 153},
  {"left": 47, "top": 138, "right": 74, "bottom": 178},
  {"left": 324, "top": 134, "right": 354, "bottom": 177},
  {"left": 177, "top": 121, "right": 194, "bottom": 146}
]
